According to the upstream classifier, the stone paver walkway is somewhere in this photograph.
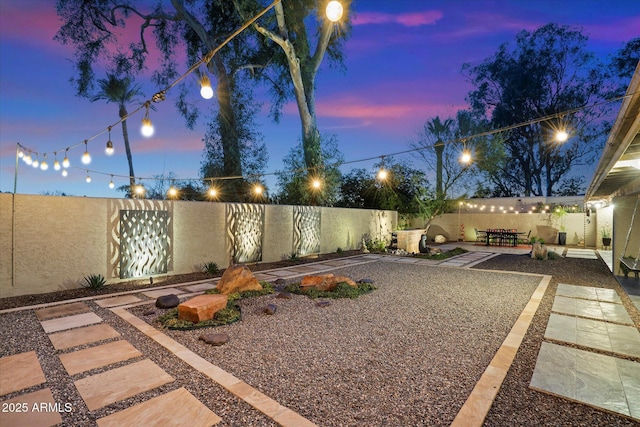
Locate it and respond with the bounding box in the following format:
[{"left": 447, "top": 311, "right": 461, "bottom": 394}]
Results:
[
  {"left": 531, "top": 283, "right": 640, "bottom": 420},
  {"left": 2, "top": 250, "right": 638, "bottom": 425}
]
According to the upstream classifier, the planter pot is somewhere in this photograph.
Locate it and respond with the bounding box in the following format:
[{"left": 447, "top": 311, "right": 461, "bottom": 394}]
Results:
[
  {"left": 602, "top": 237, "right": 611, "bottom": 247},
  {"left": 558, "top": 232, "right": 567, "bottom": 245}
]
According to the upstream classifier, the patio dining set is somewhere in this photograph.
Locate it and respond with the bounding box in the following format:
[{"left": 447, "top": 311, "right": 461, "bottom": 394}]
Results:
[{"left": 475, "top": 229, "right": 530, "bottom": 247}]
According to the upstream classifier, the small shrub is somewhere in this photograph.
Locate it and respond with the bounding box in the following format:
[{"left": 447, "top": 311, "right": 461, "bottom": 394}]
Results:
[
  {"left": 336, "top": 247, "right": 343, "bottom": 254},
  {"left": 202, "top": 262, "right": 219, "bottom": 276},
  {"left": 547, "top": 251, "right": 560, "bottom": 260},
  {"left": 82, "top": 274, "right": 106, "bottom": 290},
  {"left": 366, "top": 238, "right": 386, "bottom": 253},
  {"left": 284, "top": 281, "right": 376, "bottom": 299}
]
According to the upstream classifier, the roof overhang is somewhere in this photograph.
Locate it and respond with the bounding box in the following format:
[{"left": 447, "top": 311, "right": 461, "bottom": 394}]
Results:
[{"left": 585, "top": 61, "right": 640, "bottom": 202}]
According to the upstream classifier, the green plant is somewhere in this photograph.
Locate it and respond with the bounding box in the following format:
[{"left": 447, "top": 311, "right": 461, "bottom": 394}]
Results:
[
  {"left": 284, "top": 281, "right": 376, "bottom": 299},
  {"left": 365, "top": 238, "right": 386, "bottom": 253},
  {"left": 530, "top": 236, "right": 545, "bottom": 245},
  {"left": 414, "top": 247, "right": 467, "bottom": 260},
  {"left": 202, "top": 261, "right": 219, "bottom": 276},
  {"left": 336, "top": 247, "right": 343, "bottom": 254},
  {"left": 82, "top": 274, "right": 106, "bottom": 290},
  {"left": 547, "top": 250, "right": 560, "bottom": 260},
  {"left": 601, "top": 227, "right": 611, "bottom": 239}
]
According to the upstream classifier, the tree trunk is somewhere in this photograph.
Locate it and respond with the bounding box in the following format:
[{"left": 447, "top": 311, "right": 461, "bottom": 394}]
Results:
[
  {"left": 435, "top": 140, "right": 444, "bottom": 199},
  {"left": 119, "top": 105, "right": 136, "bottom": 197}
]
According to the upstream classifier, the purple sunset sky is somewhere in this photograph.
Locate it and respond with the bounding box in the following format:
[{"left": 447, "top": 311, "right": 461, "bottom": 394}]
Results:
[{"left": 1, "top": 0, "right": 638, "bottom": 198}]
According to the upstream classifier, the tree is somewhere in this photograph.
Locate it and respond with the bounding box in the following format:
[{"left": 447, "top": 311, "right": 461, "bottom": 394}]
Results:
[
  {"left": 232, "top": 0, "right": 351, "bottom": 174},
  {"left": 276, "top": 135, "right": 343, "bottom": 206},
  {"left": 91, "top": 74, "right": 143, "bottom": 197},
  {"left": 464, "top": 23, "right": 613, "bottom": 196},
  {"left": 610, "top": 37, "right": 640, "bottom": 82},
  {"left": 55, "top": 0, "right": 266, "bottom": 197}
]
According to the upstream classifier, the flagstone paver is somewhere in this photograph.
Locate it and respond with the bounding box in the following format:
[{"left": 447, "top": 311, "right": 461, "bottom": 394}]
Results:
[
  {"left": 556, "top": 283, "right": 622, "bottom": 303},
  {"left": 182, "top": 282, "right": 217, "bottom": 293},
  {"left": 141, "top": 288, "right": 185, "bottom": 299},
  {"left": 40, "top": 312, "right": 103, "bottom": 334},
  {"left": 34, "top": 301, "right": 91, "bottom": 321},
  {"left": 0, "top": 351, "right": 46, "bottom": 396},
  {"left": 95, "top": 295, "right": 143, "bottom": 308},
  {"left": 0, "top": 388, "right": 63, "bottom": 427},
  {"left": 565, "top": 249, "right": 599, "bottom": 259},
  {"left": 95, "top": 387, "right": 220, "bottom": 427},
  {"left": 47, "top": 323, "right": 121, "bottom": 350},
  {"left": 551, "top": 295, "right": 633, "bottom": 325},
  {"left": 531, "top": 342, "right": 640, "bottom": 420},
  {"left": 59, "top": 340, "right": 143, "bottom": 375},
  {"left": 74, "top": 359, "right": 174, "bottom": 411}
]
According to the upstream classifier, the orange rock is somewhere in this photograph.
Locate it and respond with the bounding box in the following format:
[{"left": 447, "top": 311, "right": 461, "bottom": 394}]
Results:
[
  {"left": 178, "top": 294, "right": 228, "bottom": 323},
  {"left": 216, "top": 264, "right": 263, "bottom": 295},
  {"left": 300, "top": 274, "right": 357, "bottom": 292}
]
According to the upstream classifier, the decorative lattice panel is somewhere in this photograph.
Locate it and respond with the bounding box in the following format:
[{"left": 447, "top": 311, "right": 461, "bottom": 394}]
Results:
[
  {"left": 293, "top": 206, "right": 321, "bottom": 255},
  {"left": 226, "top": 204, "right": 265, "bottom": 263},
  {"left": 107, "top": 200, "right": 172, "bottom": 279}
]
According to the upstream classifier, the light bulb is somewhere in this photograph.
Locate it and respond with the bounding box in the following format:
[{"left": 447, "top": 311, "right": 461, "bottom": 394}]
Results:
[
  {"left": 254, "top": 184, "right": 263, "bottom": 195},
  {"left": 135, "top": 184, "right": 145, "bottom": 195},
  {"left": 40, "top": 158, "right": 48, "bottom": 170},
  {"left": 105, "top": 140, "right": 114, "bottom": 155},
  {"left": 18, "top": 149, "right": 24, "bottom": 158},
  {"left": 62, "top": 169, "right": 68, "bottom": 177},
  {"left": 168, "top": 186, "right": 177, "bottom": 198},
  {"left": 62, "top": 151, "right": 70, "bottom": 168},
  {"left": 109, "top": 180, "right": 115, "bottom": 189},
  {"left": 32, "top": 157, "right": 39, "bottom": 168},
  {"left": 141, "top": 117, "right": 154, "bottom": 137},
  {"left": 377, "top": 168, "right": 388, "bottom": 180},
  {"left": 556, "top": 130, "right": 568, "bottom": 142},
  {"left": 326, "top": 0, "right": 343, "bottom": 22},
  {"left": 199, "top": 74, "right": 214, "bottom": 99},
  {"left": 460, "top": 150, "right": 472, "bottom": 164},
  {"left": 24, "top": 154, "right": 32, "bottom": 165},
  {"left": 312, "top": 179, "right": 321, "bottom": 189},
  {"left": 54, "top": 159, "right": 61, "bottom": 170},
  {"left": 86, "top": 174, "right": 91, "bottom": 183},
  {"left": 208, "top": 188, "right": 217, "bottom": 198},
  {"left": 82, "top": 141, "right": 91, "bottom": 164}
]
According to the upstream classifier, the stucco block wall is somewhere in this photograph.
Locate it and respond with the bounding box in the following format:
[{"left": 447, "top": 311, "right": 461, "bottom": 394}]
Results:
[{"left": 0, "top": 194, "right": 396, "bottom": 297}]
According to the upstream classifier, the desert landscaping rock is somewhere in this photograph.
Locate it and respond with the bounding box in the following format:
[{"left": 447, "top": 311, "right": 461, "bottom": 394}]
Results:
[
  {"left": 276, "top": 292, "right": 293, "bottom": 299},
  {"left": 155, "top": 294, "right": 180, "bottom": 308},
  {"left": 199, "top": 333, "right": 229, "bottom": 346},
  {"left": 216, "top": 264, "right": 263, "bottom": 295},
  {"left": 315, "top": 300, "right": 331, "bottom": 307},
  {"left": 300, "top": 273, "right": 357, "bottom": 292},
  {"left": 263, "top": 304, "right": 277, "bottom": 315},
  {"left": 178, "top": 294, "right": 228, "bottom": 323}
]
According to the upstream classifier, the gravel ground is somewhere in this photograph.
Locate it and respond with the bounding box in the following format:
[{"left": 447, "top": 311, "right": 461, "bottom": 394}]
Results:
[{"left": 1, "top": 252, "right": 638, "bottom": 426}]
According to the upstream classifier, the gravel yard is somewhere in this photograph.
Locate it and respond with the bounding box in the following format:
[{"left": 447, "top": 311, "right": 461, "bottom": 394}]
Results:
[{"left": 1, "top": 251, "right": 638, "bottom": 426}]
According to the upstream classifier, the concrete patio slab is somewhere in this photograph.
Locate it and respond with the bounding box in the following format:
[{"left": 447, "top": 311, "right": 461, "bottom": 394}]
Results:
[
  {"left": 74, "top": 359, "right": 174, "bottom": 411},
  {"left": 95, "top": 387, "right": 221, "bottom": 427},
  {"left": 0, "top": 351, "right": 46, "bottom": 396},
  {"left": 48, "top": 323, "right": 121, "bottom": 350},
  {"left": 0, "top": 388, "right": 62, "bottom": 427},
  {"left": 59, "top": 340, "right": 142, "bottom": 375},
  {"left": 182, "top": 282, "right": 217, "bottom": 292},
  {"left": 141, "top": 288, "right": 185, "bottom": 299},
  {"left": 34, "top": 301, "right": 91, "bottom": 321},
  {"left": 551, "top": 295, "right": 633, "bottom": 325},
  {"left": 40, "top": 312, "right": 103, "bottom": 334}
]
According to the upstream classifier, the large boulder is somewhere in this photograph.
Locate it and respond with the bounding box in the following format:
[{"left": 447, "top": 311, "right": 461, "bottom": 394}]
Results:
[
  {"left": 300, "top": 274, "right": 357, "bottom": 292},
  {"left": 216, "top": 264, "right": 262, "bottom": 295},
  {"left": 155, "top": 294, "right": 180, "bottom": 309},
  {"left": 531, "top": 242, "right": 548, "bottom": 260},
  {"left": 434, "top": 234, "right": 447, "bottom": 243},
  {"left": 178, "top": 294, "right": 228, "bottom": 323}
]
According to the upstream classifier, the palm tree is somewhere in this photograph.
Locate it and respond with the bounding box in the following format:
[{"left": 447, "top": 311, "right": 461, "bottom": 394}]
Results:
[
  {"left": 425, "top": 116, "right": 453, "bottom": 199},
  {"left": 91, "top": 74, "right": 144, "bottom": 197}
]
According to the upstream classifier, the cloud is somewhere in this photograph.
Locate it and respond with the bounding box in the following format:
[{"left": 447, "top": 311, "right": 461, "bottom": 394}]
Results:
[{"left": 353, "top": 11, "right": 443, "bottom": 27}]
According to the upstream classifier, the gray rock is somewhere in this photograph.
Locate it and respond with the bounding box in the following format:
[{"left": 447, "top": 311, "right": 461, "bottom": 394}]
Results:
[
  {"left": 155, "top": 294, "right": 180, "bottom": 308},
  {"left": 276, "top": 292, "right": 293, "bottom": 299},
  {"left": 316, "top": 301, "right": 331, "bottom": 308},
  {"left": 359, "top": 278, "right": 374, "bottom": 284},
  {"left": 199, "top": 333, "right": 229, "bottom": 346},
  {"left": 264, "top": 304, "right": 277, "bottom": 315}
]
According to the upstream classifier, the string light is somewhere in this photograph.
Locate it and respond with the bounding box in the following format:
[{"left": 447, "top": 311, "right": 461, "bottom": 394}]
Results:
[
  {"left": 109, "top": 175, "right": 115, "bottom": 189},
  {"left": 24, "top": 152, "right": 32, "bottom": 165},
  {"left": 61, "top": 169, "right": 68, "bottom": 177},
  {"left": 168, "top": 183, "right": 178, "bottom": 198},
  {"left": 199, "top": 73, "right": 214, "bottom": 99},
  {"left": 40, "top": 154, "right": 48, "bottom": 170},
  {"left": 460, "top": 149, "right": 472, "bottom": 164},
  {"left": 377, "top": 168, "right": 388, "bottom": 180},
  {"left": 81, "top": 140, "right": 91, "bottom": 165},
  {"left": 326, "top": 0, "right": 344, "bottom": 22},
  {"left": 62, "top": 149, "right": 70, "bottom": 168},
  {"left": 32, "top": 155, "right": 39, "bottom": 169},
  {"left": 141, "top": 103, "right": 154, "bottom": 137},
  {"left": 208, "top": 186, "right": 218, "bottom": 199},
  {"left": 105, "top": 127, "right": 114, "bottom": 155},
  {"left": 556, "top": 130, "right": 569, "bottom": 142},
  {"left": 253, "top": 183, "right": 263, "bottom": 195},
  {"left": 18, "top": 149, "right": 24, "bottom": 159},
  {"left": 85, "top": 171, "right": 91, "bottom": 183},
  {"left": 53, "top": 152, "right": 61, "bottom": 170}
]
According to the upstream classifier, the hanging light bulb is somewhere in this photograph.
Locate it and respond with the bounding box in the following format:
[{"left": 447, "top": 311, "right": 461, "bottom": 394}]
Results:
[
  {"left": 135, "top": 183, "right": 145, "bottom": 197},
  {"left": 253, "top": 184, "right": 263, "bottom": 195},
  {"left": 81, "top": 140, "right": 91, "bottom": 164},
  {"left": 85, "top": 171, "right": 91, "bottom": 183},
  {"left": 377, "top": 168, "right": 388, "bottom": 180},
  {"left": 24, "top": 152, "right": 32, "bottom": 165},
  {"left": 208, "top": 184, "right": 218, "bottom": 199},
  {"left": 62, "top": 149, "right": 70, "bottom": 168},
  {"left": 141, "top": 103, "right": 154, "bottom": 137},
  {"left": 62, "top": 169, "right": 68, "bottom": 177},
  {"left": 199, "top": 73, "right": 214, "bottom": 99},
  {"left": 326, "top": 0, "right": 344, "bottom": 22},
  {"left": 555, "top": 130, "right": 568, "bottom": 142},
  {"left": 53, "top": 152, "right": 61, "bottom": 170},
  {"left": 32, "top": 155, "right": 39, "bottom": 168},
  {"left": 109, "top": 175, "right": 115, "bottom": 189},
  {"left": 168, "top": 185, "right": 178, "bottom": 198},
  {"left": 312, "top": 178, "right": 322, "bottom": 190},
  {"left": 18, "top": 148, "right": 24, "bottom": 159},
  {"left": 105, "top": 127, "right": 114, "bottom": 155},
  {"left": 460, "top": 149, "right": 472, "bottom": 164},
  {"left": 40, "top": 154, "right": 48, "bottom": 170}
]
